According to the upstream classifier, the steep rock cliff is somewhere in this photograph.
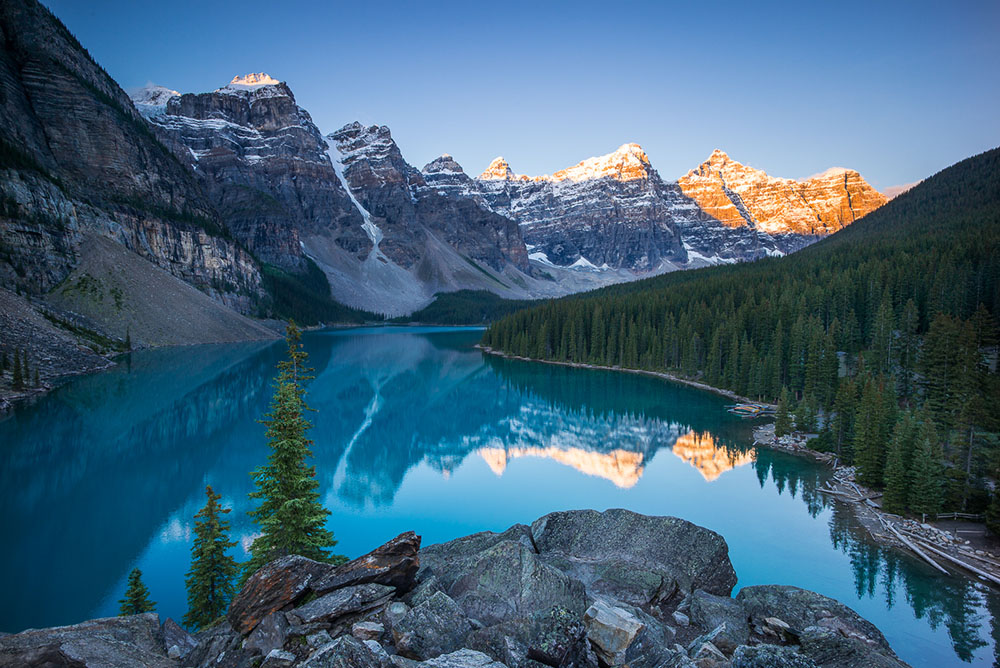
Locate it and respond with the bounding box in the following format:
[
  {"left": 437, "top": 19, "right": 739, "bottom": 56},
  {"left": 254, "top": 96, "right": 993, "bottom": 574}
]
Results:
[{"left": 0, "top": 0, "right": 262, "bottom": 309}]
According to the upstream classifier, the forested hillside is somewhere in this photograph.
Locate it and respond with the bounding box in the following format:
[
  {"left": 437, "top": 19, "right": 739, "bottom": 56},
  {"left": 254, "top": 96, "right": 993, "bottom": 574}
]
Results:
[{"left": 484, "top": 148, "right": 1000, "bottom": 519}]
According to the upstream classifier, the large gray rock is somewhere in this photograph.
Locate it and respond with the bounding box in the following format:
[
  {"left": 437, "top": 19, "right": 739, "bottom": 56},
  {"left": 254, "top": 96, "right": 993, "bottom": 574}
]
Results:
[
  {"left": 448, "top": 541, "right": 587, "bottom": 625},
  {"left": 530, "top": 509, "right": 737, "bottom": 605},
  {"left": 687, "top": 590, "right": 749, "bottom": 653},
  {"left": 185, "top": 620, "right": 246, "bottom": 668},
  {"left": 303, "top": 635, "right": 383, "bottom": 668},
  {"left": 412, "top": 648, "right": 510, "bottom": 668},
  {"left": 583, "top": 600, "right": 644, "bottom": 665},
  {"left": 291, "top": 583, "right": 395, "bottom": 625},
  {"left": 731, "top": 644, "right": 818, "bottom": 668},
  {"left": 583, "top": 600, "right": 673, "bottom": 668},
  {"left": 162, "top": 617, "right": 197, "bottom": 658},
  {"left": 262, "top": 648, "right": 298, "bottom": 668},
  {"left": 419, "top": 524, "right": 535, "bottom": 591},
  {"left": 798, "top": 626, "right": 909, "bottom": 668},
  {"left": 736, "top": 586, "right": 908, "bottom": 668},
  {"left": 393, "top": 592, "right": 473, "bottom": 660},
  {"left": 465, "top": 605, "right": 595, "bottom": 668},
  {"left": 245, "top": 611, "right": 290, "bottom": 656},
  {"left": 0, "top": 613, "right": 173, "bottom": 668},
  {"left": 736, "top": 586, "right": 890, "bottom": 653}
]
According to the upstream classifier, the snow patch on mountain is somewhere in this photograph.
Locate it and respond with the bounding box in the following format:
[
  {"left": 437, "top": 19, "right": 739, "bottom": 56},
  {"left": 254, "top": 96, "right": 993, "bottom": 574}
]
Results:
[
  {"left": 128, "top": 83, "right": 179, "bottom": 117},
  {"left": 326, "top": 137, "right": 385, "bottom": 258}
]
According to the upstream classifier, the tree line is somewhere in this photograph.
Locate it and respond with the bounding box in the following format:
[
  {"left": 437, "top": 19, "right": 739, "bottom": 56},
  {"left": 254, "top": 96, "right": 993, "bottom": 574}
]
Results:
[
  {"left": 483, "top": 147, "right": 1000, "bottom": 524},
  {"left": 119, "top": 322, "right": 341, "bottom": 628}
]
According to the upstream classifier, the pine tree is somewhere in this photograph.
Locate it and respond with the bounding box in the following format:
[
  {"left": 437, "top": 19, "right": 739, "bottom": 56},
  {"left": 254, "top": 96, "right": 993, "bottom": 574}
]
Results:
[
  {"left": 898, "top": 299, "right": 919, "bottom": 400},
  {"left": 245, "top": 322, "right": 338, "bottom": 579},
  {"left": 831, "top": 378, "right": 857, "bottom": 463},
  {"left": 125, "top": 327, "right": 132, "bottom": 351},
  {"left": 185, "top": 485, "right": 238, "bottom": 630},
  {"left": 11, "top": 349, "right": 22, "bottom": 389},
  {"left": 909, "top": 417, "right": 944, "bottom": 517},
  {"left": 33, "top": 367, "right": 39, "bottom": 387},
  {"left": 119, "top": 568, "right": 156, "bottom": 615},
  {"left": 795, "top": 394, "right": 817, "bottom": 433},
  {"left": 854, "top": 377, "right": 888, "bottom": 487},
  {"left": 883, "top": 411, "right": 917, "bottom": 514},
  {"left": 775, "top": 387, "right": 793, "bottom": 437}
]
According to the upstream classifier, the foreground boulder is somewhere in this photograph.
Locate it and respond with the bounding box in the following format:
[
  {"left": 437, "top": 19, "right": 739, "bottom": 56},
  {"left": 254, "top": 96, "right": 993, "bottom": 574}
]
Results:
[
  {"left": 418, "top": 524, "right": 535, "bottom": 592},
  {"left": 737, "top": 585, "right": 891, "bottom": 652},
  {"left": 737, "top": 586, "right": 907, "bottom": 668},
  {"left": 530, "top": 509, "right": 738, "bottom": 605},
  {"left": 0, "top": 513, "right": 910, "bottom": 668},
  {"left": 393, "top": 592, "right": 473, "bottom": 660},
  {"left": 0, "top": 613, "right": 173, "bottom": 668},
  {"left": 448, "top": 541, "right": 586, "bottom": 625}
]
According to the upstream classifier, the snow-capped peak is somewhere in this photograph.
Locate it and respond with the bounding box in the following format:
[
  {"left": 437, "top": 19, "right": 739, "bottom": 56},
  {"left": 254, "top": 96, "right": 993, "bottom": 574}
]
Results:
[
  {"left": 479, "top": 157, "right": 515, "bottom": 180},
  {"left": 478, "top": 144, "right": 652, "bottom": 183},
  {"left": 128, "top": 83, "right": 179, "bottom": 107},
  {"left": 228, "top": 73, "right": 281, "bottom": 88},
  {"left": 216, "top": 73, "right": 288, "bottom": 98},
  {"left": 550, "top": 143, "right": 652, "bottom": 182},
  {"left": 423, "top": 154, "right": 465, "bottom": 174}
]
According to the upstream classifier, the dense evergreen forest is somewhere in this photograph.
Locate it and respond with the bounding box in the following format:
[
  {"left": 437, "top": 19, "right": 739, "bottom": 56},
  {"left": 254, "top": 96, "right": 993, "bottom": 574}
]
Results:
[{"left": 484, "top": 148, "right": 1000, "bottom": 521}]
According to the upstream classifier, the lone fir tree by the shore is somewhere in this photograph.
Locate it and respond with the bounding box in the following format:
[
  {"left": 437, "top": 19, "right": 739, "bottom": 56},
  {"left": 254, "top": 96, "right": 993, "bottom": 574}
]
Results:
[
  {"left": 118, "top": 568, "right": 155, "bottom": 616},
  {"left": 245, "top": 321, "right": 340, "bottom": 579},
  {"left": 184, "top": 485, "right": 238, "bottom": 630}
]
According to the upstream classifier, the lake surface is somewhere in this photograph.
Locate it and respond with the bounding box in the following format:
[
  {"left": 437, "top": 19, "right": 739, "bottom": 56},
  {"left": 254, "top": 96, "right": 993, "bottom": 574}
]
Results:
[{"left": 1, "top": 327, "right": 997, "bottom": 666}]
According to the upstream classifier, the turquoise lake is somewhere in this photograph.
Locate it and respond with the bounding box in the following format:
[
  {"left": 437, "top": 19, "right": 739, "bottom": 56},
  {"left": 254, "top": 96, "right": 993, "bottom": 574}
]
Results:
[{"left": 1, "top": 326, "right": 997, "bottom": 666}]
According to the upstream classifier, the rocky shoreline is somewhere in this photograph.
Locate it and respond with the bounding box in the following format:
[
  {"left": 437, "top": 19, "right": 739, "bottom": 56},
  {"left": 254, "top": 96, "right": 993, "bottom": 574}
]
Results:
[
  {"left": 0, "top": 509, "right": 910, "bottom": 668},
  {"left": 476, "top": 347, "right": 767, "bottom": 407},
  {"left": 753, "top": 423, "right": 1000, "bottom": 590}
]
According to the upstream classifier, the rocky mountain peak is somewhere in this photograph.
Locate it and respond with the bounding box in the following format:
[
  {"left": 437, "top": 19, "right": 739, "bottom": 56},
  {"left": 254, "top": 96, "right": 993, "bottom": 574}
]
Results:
[
  {"left": 128, "top": 83, "right": 179, "bottom": 107},
  {"left": 686, "top": 150, "right": 760, "bottom": 181},
  {"left": 214, "top": 73, "right": 292, "bottom": 100},
  {"left": 550, "top": 142, "right": 653, "bottom": 182},
  {"left": 228, "top": 72, "right": 281, "bottom": 87},
  {"left": 331, "top": 122, "right": 399, "bottom": 162},
  {"left": 423, "top": 154, "right": 465, "bottom": 174},
  {"left": 479, "top": 156, "right": 515, "bottom": 180},
  {"left": 678, "top": 150, "right": 886, "bottom": 234}
]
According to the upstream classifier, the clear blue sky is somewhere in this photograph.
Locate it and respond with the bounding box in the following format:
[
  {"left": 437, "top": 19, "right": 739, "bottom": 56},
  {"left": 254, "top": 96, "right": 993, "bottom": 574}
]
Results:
[{"left": 43, "top": 0, "right": 999, "bottom": 191}]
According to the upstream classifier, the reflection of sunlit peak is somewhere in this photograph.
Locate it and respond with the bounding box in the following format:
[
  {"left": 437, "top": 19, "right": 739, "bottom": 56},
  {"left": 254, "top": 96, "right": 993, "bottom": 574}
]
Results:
[
  {"left": 442, "top": 469, "right": 451, "bottom": 480},
  {"left": 478, "top": 446, "right": 644, "bottom": 488},
  {"left": 480, "top": 448, "right": 508, "bottom": 475},
  {"left": 672, "top": 431, "right": 754, "bottom": 482}
]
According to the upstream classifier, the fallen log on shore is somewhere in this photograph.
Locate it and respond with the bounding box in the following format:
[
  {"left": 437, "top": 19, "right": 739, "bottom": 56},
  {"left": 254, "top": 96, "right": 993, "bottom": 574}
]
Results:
[
  {"left": 880, "top": 517, "right": 949, "bottom": 575},
  {"left": 909, "top": 536, "right": 1000, "bottom": 587}
]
